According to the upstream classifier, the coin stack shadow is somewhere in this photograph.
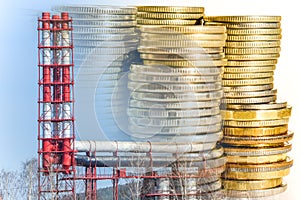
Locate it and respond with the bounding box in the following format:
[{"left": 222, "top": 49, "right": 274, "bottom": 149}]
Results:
[
  {"left": 125, "top": 6, "right": 228, "bottom": 199},
  {"left": 53, "top": 6, "right": 138, "bottom": 141},
  {"left": 204, "top": 16, "right": 294, "bottom": 199}
]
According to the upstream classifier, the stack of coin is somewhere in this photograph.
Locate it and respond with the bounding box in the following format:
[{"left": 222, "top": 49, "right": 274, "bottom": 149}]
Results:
[
  {"left": 137, "top": 6, "right": 204, "bottom": 26},
  {"left": 53, "top": 6, "right": 138, "bottom": 140},
  {"left": 204, "top": 16, "right": 293, "bottom": 198},
  {"left": 128, "top": 12, "right": 227, "bottom": 197}
]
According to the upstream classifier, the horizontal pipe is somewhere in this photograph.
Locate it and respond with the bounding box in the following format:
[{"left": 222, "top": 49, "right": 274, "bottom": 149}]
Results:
[
  {"left": 75, "top": 141, "right": 216, "bottom": 153},
  {"left": 75, "top": 155, "right": 225, "bottom": 169}
]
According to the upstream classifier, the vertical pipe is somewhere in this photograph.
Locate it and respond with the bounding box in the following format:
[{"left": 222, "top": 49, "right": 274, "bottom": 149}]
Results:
[
  {"left": 52, "top": 15, "right": 62, "bottom": 139},
  {"left": 61, "top": 12, "right": 72, "bottom": 172},
  {"left": 41, "top": 12, "right": 53, "bottom": 169}
]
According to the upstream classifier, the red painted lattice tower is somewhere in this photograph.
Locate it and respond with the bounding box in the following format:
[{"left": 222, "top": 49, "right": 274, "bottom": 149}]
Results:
[{"left": 37, "top": 12, "right": 76, "bottom": 200}]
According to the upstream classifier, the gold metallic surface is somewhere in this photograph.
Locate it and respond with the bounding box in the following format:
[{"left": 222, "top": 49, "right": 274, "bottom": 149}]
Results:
[
  {"left": 221, "top": 107, "right": 291, "bottom": 121},
  {"left": 223, "top": 178, "right": 282, "bottom": 190}
]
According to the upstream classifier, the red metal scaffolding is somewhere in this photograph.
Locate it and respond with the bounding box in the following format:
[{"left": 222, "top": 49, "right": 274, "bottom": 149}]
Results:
[{"left": 37, "top": 12, "right": 76, "bottom": 200}]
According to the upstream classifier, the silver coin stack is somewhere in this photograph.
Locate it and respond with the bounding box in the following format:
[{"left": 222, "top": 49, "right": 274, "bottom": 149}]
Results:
[
  {"left": 128, "top": 8, "right": 228, "bottom": 197},
  {"left": 53, "top": 6, "right": 138, "bottom": 140}
]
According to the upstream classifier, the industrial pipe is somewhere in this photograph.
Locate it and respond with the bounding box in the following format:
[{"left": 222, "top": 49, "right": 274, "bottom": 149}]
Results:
[
  {"left": 41, "top": 12, "right": 53, "bottom": 169},
  {"left": 61, "top": 12, "right": 72, "bottom": 172},
  {"left": 75, "top": 141, "right": 216, "bottom": 153}
]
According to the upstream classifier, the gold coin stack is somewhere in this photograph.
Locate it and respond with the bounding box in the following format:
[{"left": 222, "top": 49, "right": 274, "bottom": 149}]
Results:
[
  {"left": 128, "top": 6, "right": 227, "bottom": 199},
  {"left": 137, "top": 6, "right": 204, "bottom": 26},
  {"left": 203, "top": 16, "right": 294, "bottom": 198}
]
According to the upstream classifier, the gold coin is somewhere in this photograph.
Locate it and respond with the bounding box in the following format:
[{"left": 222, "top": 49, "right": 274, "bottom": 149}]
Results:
[
  {"left": 141, "top": 33, "right": 227, "bottom": 41},
  {"left": 138, "top": 47, "right": 223, "bottom": 54},
  {"left": 222, "top": 77, "right": 273, "bottom": 86},
  {"left": 204, "top": 16, "right": 281, "bottom": 23},
  {"left": 225, "top": 102, "right": 287, "bottom": 110},
  {"left": 223, "top": 84, "right": 273, "bottom": 92},
  {"left": 226, "top": 54, "right": 279, "bottom": 61},
  {"left": 139, "top": 25, "right": 226, "bottom": 34},
  {"left": 227, "top": 28, "right": 282, "bottom": 35},
  {"left": 223, "top": 118, "right": 289, "bottom": 127},
  {"left": 227, "top": 154, "right": 287, "bottom": 164},
  {"left": 223, "top": 179, "right": 282, "bottom": 190},
  {"left": 137, "top": 6, "right": 205, "bottom": 13},
  {"left": 226, "top": 184, "right": 287, "bottom": 198},
  {"left": 223, "top": 72, "right": 274, "bottom": 79},
  {"left": 137, "top": 12, "right": 203, "bottom": 19},
  {"left": 139, "top": 39, "right": 226, "bottom": 48},
  {"left": 223, "top": 90, "right": 277, "bottom": 98},
  {"left": 223, "top": 125, "right": 288, "bottom": 136},
  {"left": 143, "top": 59, "right": 227, "bottom": 67},
  {"left": 227, "top": 35, "right": 282, "bottom": 41},
  {"left": 222, "top": 131, "right": 294, "bottom": 145},
  {"left": 224, "top": 66, "right": 276, "bottom": 73},
  {"left": 140, "top": 53, "right": 225, "bottom": 61},
  {"left": 205, "top": 22, "right": 281, "bottom": 29},
  {"left": 222, "top": 96, "right": 276, "bottom": 104},
  {"left": 225, "top": 47, "right": 281, "bottom": 55},
  {"left": 226, "top": 157, "right": 293, "bottom": 170},
  {"left": 137, "top": 19, "right": 198, "bottom": 25},
  {"left": 226, "top": 41, "right": 281, "bottom": 48},
  {"left": 221, "top": 106, "right": 291, "bottom": 121},
  {"left": 227, "top": 60, "right": 278, "bottom": 66},
  {"left": 224, "top": 144, "right": 292, "bottom": 156}
]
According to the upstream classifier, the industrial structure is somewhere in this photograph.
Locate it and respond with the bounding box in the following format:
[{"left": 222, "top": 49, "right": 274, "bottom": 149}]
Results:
[
  {"left": 37, "top": 12, "right": 76, "bottom": 199},
  {"left": 37, "top": 8, "right": 225, "bottom": 200},
  {"left": 37, "top": 6, "right": 293, "bottom": 200}
]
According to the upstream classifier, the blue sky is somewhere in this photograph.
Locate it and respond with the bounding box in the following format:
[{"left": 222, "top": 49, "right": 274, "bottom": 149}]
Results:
[
  {"left": 0, "top": 0, "right": 179, "bottom": 171},
  {"left": 0, "top": 0, "right": 212, "bottom": 171}
]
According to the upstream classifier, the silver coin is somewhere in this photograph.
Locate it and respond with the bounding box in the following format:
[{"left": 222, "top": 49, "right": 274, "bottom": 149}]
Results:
[
  {"left": 140, "top": 52, "right": 225, "bottom": 61},
  {"left": 52, "top": 5, "right": 137, "bottom": 15},
  {"left": 138, "top": 47, "right": 223, "bottom": 54},
  {"left": 143, "top": 59, "right": 227, "bottom": 67},
  {"left": 127, "top": 107, "right": 220, "bottom": 118},
  {"left": 75, "top": 40, "right": 138, "bottom": 47},
  {"left": 128, "top": 123, "right": 222, "bottom": 135},
  {"left": 224, "top": 144, "right": 292, "bottom": 157},
  {"left": 221, "top": 96, "right": 276, "bottom": 104},
  {"left": 140, "top": 32, "right": 227, "bottom": 41},
  {"left": 131, "top": 90, "right": 223, "bottom": 102},
  {"left": 73, "top": 20, "right": 137, "bottom": 27},
  {"left": 183, "top": 156, "right": 226, "bottom": 170},
  {"left": 223, "top": 84, "right": 274, "bottom": 92},
  {"left": 130, "top": 64, "right": 224, "bottom": 76},
  {"left": 197, "top": 189, "right": 225, "bottom": 200},
  {"left": 75, "top": 66, "right": 122, "bottom": 74},
  {"left": 139, "top": 39, "right": 226, "bottom": 48},
  {"left": 74, "top": 33, "right": 138, "bottom": 41},
  {"left": 196, "top": 180, "right": 222, "bottom": 193},
  {"left": 74, "top": 46, "right": 137, "bottom": 55},
  {"left": 75, "top": 54, "right": 126, "bottom": 60},
  {"left": 69, "top": 14, "right": 136, "bottom": 20},
  {"left": 128, "top": 82, "right": 222, "bottom": 93},
  {"left": 224, "top": 89, "right": 277, "bottom": 98},
  {"left": 176, "top": 146, "right": 224, "bottom": 161},
  {"left": 129, "top": 132, "right": 222, "bottom": 143},
  {"left": 74, "top": 27, "right": 136, "bottom": 34},
  {"left": 129, "top": 99, "right": 220, "bottom": 109},
  {"left": 226, "top": 183, "right": 287, "bottom": 198},
  {"left": 129, "top": 114, "right": 222, "bottom": 127},
  {"left": 128, "top": 73, "right": 222, "bottom": 83}
]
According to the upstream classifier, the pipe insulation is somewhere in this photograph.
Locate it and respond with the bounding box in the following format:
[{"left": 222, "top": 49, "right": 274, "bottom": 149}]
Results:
[{"left": 75, "top": 140, "right": 216, "bottom": 153}]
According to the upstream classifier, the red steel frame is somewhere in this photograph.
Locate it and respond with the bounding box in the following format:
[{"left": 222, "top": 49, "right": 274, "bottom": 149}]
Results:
[
  {"left": 36, "top": 11, "right": 218, "bottom": 200},
  {"left": 37, "top": 12, "right": 76, "bottom": 200}
]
